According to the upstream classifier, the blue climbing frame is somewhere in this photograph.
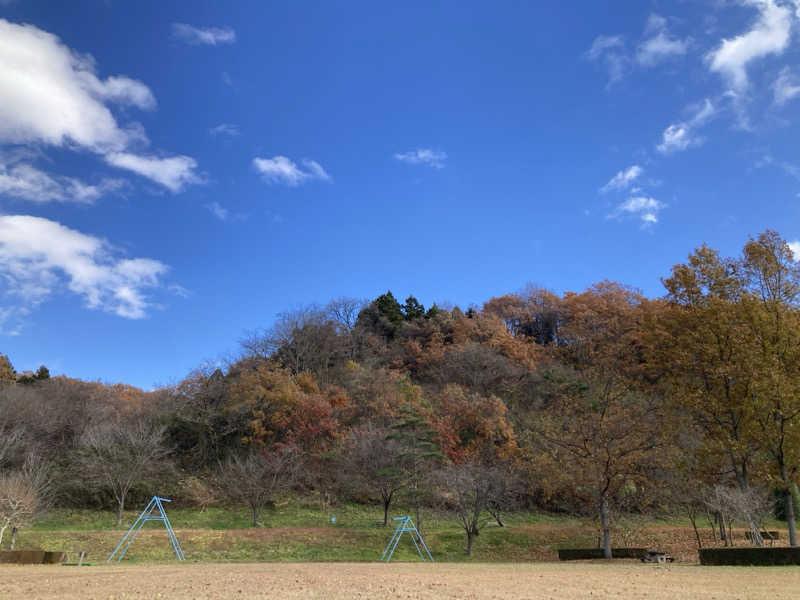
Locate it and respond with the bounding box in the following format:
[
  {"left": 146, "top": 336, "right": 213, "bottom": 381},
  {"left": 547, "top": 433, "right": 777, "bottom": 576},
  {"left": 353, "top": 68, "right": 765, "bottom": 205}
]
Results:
[
  {"left": 380, "top": 516, "right": 434, "bottom": 562},
  {"left": 106, "top": 496, "right": 185, "bottom": 563}
]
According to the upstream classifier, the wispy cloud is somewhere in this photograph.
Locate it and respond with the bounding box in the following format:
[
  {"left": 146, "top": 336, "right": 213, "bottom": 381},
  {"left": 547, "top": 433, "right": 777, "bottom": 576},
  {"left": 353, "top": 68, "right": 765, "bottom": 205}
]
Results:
[
  {"left": 394, "top": 148, "right": 447, "bottom": 169},
  {"left": 0, "top": 215, "right": 170, "bottom": 330},
  {"left": 610, "top": 196, "right": 666, "bottom": 226},
  {"left": 585, "top": 35, "right": 628, "bottom": 85},
  {"left": 656, "top": 98, "right": 716, "bottom": 154},
  {"left": 204, "top": 201, "right": 246, "bottom": 222},
  {"left": 707, "top": 0, "right": 793, "bottom": 90},
  {"left": 636, "top": 14, "right": 689, "bottom": 67},
  {"left": 600, "top": 165, "right": 643, "bottom": 193},
  {"left": 104, "top": 153, "right": 202, "bottom": 192},
  {"left": 773, "top": 67, "right": 800, "bottom": 106},
  {"left": 252, "top": 156, "right": 331, "bottom": 186},
  {"left": 171, "top": 23, "right": 236, "bottom": 46},
  {"left": 0, "top": 159, "right": 124, "bottom": 203},
  {"left": 209, "top": 123, "right": 240, "bottom": 137}
]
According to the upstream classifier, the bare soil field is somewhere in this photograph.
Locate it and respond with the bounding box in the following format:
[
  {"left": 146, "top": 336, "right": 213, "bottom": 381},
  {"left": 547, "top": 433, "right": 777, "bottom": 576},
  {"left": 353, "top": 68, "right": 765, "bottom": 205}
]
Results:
[{"left": 2, "top": 562, "right": 800, "bottom": 600}]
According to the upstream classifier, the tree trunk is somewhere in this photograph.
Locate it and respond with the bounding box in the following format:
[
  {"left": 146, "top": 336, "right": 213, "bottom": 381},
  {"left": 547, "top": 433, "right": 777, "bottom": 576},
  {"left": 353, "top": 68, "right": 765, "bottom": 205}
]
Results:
[
  {"left": 252, "top": 505, "right": 260, "bottom": 527},
  {"left": 688, "top": 509, "right": 702, "bottom": 549},
  {"left": 116, "top": 499, "right": 124, "bottom": 526},
  {"left": 9, "top": 527, "right": 17, "bottom": 550},
  {"left": 0, "top": 523, "right": 6, "bottom": 548},
  {"left": 600, "top": 496, "right": 612, "bottom": 559},
  {"left": 781, "top": 465, "right": 797, "bottom": 547},
  {"left": 465, "top": 529, "right": 473, "bottom": 555},
  {"left": 382, "top": 494, "right": 391, "bottom": 527},
  {"left": 415, "top": 504, "right": 421, "bottom": 534}
]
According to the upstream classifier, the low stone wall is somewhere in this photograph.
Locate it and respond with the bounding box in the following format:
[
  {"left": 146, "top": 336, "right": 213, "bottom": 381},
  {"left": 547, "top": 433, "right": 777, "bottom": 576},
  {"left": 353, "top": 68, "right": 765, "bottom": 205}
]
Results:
[
  {"left": 699, "top": 547, "right": 800, "bottom": 566},
  {"left": 0, "top": 550, "right": 65, "bottom": 564}
]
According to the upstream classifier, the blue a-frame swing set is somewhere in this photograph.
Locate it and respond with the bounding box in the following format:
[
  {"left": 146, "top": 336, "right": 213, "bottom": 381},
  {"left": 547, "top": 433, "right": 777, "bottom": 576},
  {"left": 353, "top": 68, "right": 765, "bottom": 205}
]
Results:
[
  {"left": 380, "top": 516, "right": 434, "bottom": 562},
  {"left": 107, "top": 496, "right": 185, "bottom": 563}
]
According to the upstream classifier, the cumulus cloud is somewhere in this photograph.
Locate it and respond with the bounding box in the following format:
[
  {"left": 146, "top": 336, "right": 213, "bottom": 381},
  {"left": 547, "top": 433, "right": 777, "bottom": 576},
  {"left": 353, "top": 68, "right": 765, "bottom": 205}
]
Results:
[
  {"left": 657, "top": 98, "right": 716, "bottom": 154},
  {"left": 209, "top": 123, "right": 240, "bottom": 137},
  {"left": 0, "top": 215, "right": 169, "bottom": 326},
  {"left": 636, "top": 14, "right": 689, "bottom": 67},
  {"left": 252, "top": 156, "right": 331, "bottom": 186},
  {"left": 707, "top": 0, "right": 793, "bottom": 90},
  {"left": 104, "top": 153, "right": 202, "bottom": 192},
  {"left": 393, "top": 149, "right": 447, "bottom": 169},
  {"left": 600, "top": 165, "right": 643, "bottom": 193},
  {"left": 773, "top": 67, "right": 800, "bottom": 105},
  {"left": 612, "top": 196, "right": 666, "bottom": 226},
  {"left": 0, "top": 19, "right": 200, "bottom": 192},
  {"left": 171, "top": 23, "right": 236, "bottom": 46},
  {"left": 789, "top": 240, "right": 800, "bottom": 260},
  {"left": 0, "top": 19, "right": 154, "bottom": 152}
]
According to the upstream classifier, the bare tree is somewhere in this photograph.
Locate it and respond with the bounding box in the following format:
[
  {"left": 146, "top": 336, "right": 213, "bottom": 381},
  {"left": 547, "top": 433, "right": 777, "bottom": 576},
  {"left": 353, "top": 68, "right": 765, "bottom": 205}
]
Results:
[
  {"left": 78, "top": 419, "right": 171, "bottom": 525},
  {"left": 0, "top": 421, "right": 24, "bottom": 469},
  {"left": 216, "top": 447, "right": 300, "bottom": 526},
  {"left": 0, "top": 453, "right": 51, "bottom": 549},
  {"left": 434, "top": 462, "right": 511, "bottom": 555},
  {"left": 342, "top": 424, "right": 404, "bottom": 526}
]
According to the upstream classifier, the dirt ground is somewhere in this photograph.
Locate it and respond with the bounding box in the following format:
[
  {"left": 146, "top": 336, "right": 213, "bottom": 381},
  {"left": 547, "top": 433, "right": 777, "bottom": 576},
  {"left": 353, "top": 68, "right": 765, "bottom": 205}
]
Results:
[{"left": 2, "top": 562, "right": 800, "bottom": 600}]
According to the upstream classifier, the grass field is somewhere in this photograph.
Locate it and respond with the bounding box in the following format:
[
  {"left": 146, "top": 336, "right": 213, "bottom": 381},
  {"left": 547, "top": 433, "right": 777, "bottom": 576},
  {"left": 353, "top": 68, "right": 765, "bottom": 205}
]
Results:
[
  {"left": 11, "top": 500, "right": 791, "bottom": 564},
  {"left": 3, "top": 562, "right": 800, "bottom": 600}
]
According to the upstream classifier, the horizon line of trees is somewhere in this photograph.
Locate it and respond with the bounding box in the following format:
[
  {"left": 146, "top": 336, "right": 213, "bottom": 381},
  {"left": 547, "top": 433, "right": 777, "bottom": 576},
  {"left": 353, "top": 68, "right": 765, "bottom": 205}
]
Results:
[{"left": 3, "top": 229, "right": 800, "bottom": 557}]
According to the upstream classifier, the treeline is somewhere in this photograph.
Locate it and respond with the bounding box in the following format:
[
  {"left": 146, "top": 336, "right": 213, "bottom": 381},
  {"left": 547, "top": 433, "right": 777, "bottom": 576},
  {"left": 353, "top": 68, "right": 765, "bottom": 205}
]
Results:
[{"left": 3, "top": 230, "right": 800, "bottom": 557}]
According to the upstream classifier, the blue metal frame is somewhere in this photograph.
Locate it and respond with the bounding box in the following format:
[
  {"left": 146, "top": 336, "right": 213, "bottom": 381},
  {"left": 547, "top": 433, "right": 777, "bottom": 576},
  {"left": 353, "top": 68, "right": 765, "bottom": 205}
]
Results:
[
  {"left": 380, "top": 516, "right": 434, "bottom": 562},
  {"left": 106, "top": 496, "right": 185, "bottom": 563}
]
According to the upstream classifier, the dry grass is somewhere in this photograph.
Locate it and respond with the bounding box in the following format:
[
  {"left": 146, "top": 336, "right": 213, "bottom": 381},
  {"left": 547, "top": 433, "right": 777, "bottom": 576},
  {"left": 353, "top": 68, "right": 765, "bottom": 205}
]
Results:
[{"left": 2, "top": 562, "right": 800, "bottom": 600}]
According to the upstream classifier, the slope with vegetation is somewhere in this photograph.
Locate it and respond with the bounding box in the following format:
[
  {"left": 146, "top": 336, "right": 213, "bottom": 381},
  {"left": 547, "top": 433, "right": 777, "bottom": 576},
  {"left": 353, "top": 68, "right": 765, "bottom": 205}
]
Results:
[{"left": 2, "top": 230, "right": 800, "bottom": 560}]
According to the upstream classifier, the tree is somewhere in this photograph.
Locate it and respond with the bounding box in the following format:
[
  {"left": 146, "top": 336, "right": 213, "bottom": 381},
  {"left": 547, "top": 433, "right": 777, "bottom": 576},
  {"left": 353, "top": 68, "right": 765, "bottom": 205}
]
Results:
[
  {"left": 78, "top": 419, "right": 171, "bottom": 525},
  {"left": 0, "top": 453, "right": 51, "bottom": 549},
  {"left": 535, "top": 283, "right": 668, "bottom": 559},
  {"left": 342, "top": 424, "right": 405, "bottom": 526},
  {"left": 387, "top": 403, "right": 443, "bottom": 532},
  {"left": 0, "top": 354, "right": 16, "bottom": 386},
  {"left": 403, "top": 296, "right": 426, "bottom": 321},
  {"left": 434, "top": 461, "right": 511, "bottom": 555},
  {"left": 216, "top": 447, "right": 299, "bottom": 526},
  {"left": 656, "top": 234, "right": 800, "bottom": 546},
  {"left": 738, "top": 231, "right": 800, "bottom": 546}
]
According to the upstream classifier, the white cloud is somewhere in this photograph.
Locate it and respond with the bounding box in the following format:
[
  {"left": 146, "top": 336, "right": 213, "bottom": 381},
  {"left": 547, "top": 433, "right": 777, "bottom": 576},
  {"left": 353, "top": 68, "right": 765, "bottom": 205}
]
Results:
[
  {"left": 789, "top": 241, "right": 800, "bottom": 260},
  {"left": 171, "top": 23, "right": 236, "bottom": 46},
  {"left": 612, "top": 195, "right": 666, "bottom": 226},
  {"left": 773, "top": 66, "right": 800, "bottom": 105},
  {"left": 0, "top": 215, "right": 169, "bottom": 325},
  {"left": 104, "top": 152, "right": 201, "bottom": 192},
  {"left": 657, "top": 98, "right": 716, "bottom": 154},
  {"left": 0, "top": 19, "right": 201, "bottom": 193},
  {"left": 600, "top": 165, "right": 643, "bottom": 193},
  {"left": 585, "top": 35, "right": 628, "bottom": 84},
  {"left": 636, "top": 14, "right": 689, "bottom": 67},
  {"left": 707, "top": 0, "right": 793, "bottom": 90},
  {"left": 252, "top": 156, "right": 331, "bottom": 186},
  {"left": 0, "top": 19, "right": 153, "bottom": 152},
  {"left": 0, "top": 161, "right": 123, "bottom": 203},
  {"left": 205, "top": 201, "right": 229, "bottom": 221},
  {"left": 209, "top": 123, "right": 240, "bottom": 136},
  {"left": 393, "top": 148, "right": 447, "bottom": 169}
]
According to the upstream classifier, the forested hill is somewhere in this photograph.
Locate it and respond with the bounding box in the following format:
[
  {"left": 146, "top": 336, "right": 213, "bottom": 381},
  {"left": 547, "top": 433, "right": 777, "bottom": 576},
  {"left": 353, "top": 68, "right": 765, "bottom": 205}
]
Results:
[{"left": 3, "top": 230, "right": 800, "bottom": 552}]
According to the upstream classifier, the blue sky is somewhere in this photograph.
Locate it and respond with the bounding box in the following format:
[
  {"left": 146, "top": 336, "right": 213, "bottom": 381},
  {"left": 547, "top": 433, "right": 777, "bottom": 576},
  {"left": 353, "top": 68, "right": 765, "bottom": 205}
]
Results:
[{"left": 2, "top": 0, "right": 800, "bottom": 388}]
